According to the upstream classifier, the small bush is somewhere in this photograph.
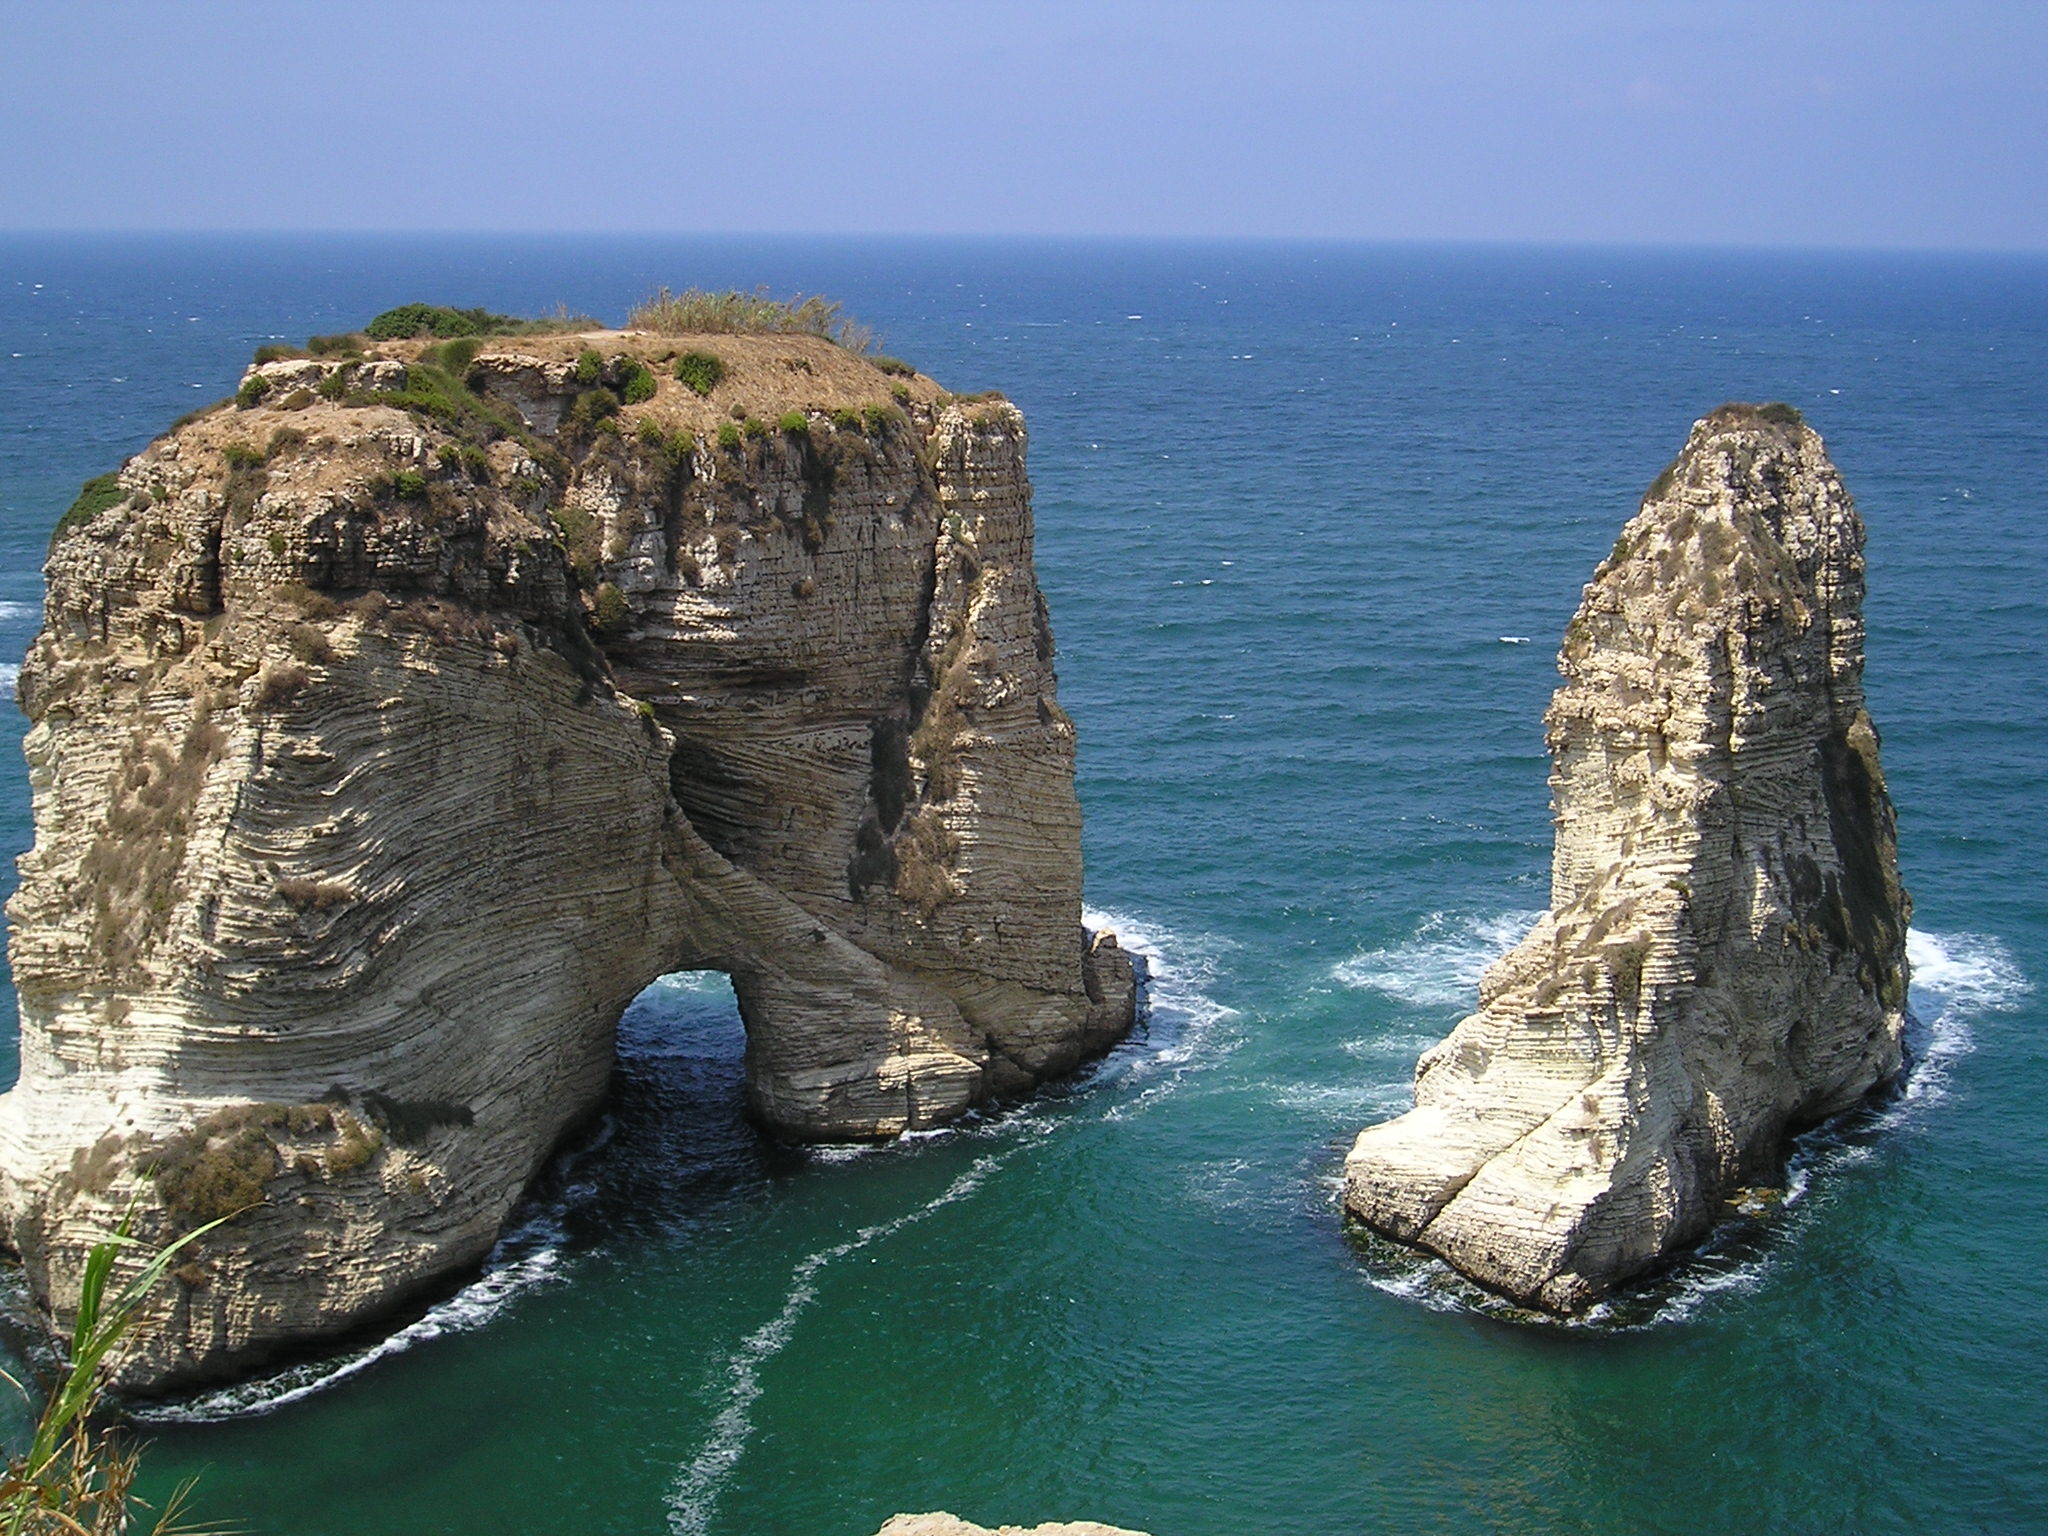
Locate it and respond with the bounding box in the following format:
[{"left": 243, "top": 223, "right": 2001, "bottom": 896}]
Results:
[
  {"left": 140, "top": 1104, "right": 289, "bottom": 1229},
  {"left": 254, "top": 661, "right": 310, "bottom": 707},
  {"left": 564, "top": 387, "right": 621, "bottom": 436},
  {"left": 286, "top": 623, "right": 332, "bottom": 663},
  {"left": 437, "top": 441, "right": 491, "bottom": 480},
  {"left": 890, "top": 382, "right": 912, "bottom": 405},
  {"left": 829, "top": 407, "right": 862, "bottom": 431},
  {"left": 235, "top": 374, "right": 272, "bottom": 408},
  {"left": 636, "top": 419, "right": 665, "bottom": 448},
  {"left": 1756, "top": 401, "right": 1805, "bottom": 428},
  {"left": 871, "top": 355, "right": 915, "bottom": 377},
  {"left": 420, "top": 336, "right": 481, "bottom": 374},
  {"left": 574, "top": 349, "right": 604, "bottom": 385},
  {"left": 620, "top": 359, "right": 657, "bottom": 404},
  {"left": 393, "top": 469, "right": 428, "bottom": 500},
  {"left": 253, "top": 343, "right": 305, "bottom": 365},
  {"left": 716, "top": 421, "right": 742, "bottom": 451},
  {"left": 591, "top": 581, "right": 631, "bottom": 636},
  {"left": 276, "top": 874, "right": 352, "bottom": 911},
  {"left": 308, "top": 333, "right": 362, "bottom": 356},
  {"left": 279, "top": 387, "right": 316, "bottom": 410},
  {"left": 316, "top": 366, "right": 350, "bottom": 399},
  {"left": 741, "top": 415, "right": 768, "bottom": 440},
  {"left": 674, "top": 350, "right": 726, "bottom": 396},
  {"left": 778, "top": 410, "right": 810, "bottom": 436},
  {"left": 551, "top": 502, "right": 602, "bottom": 579},
  {"left": 366, "top": 303, "right": 515, "bottom": 341},
  {"left": 53, "top": 472, "right": 126, "bottom": 544},
  {"left": 277, "top": 580, "right": 339, "bottom": 619},
  {"left": 222, "top": 441, "right": 265, "bottom": 470}
]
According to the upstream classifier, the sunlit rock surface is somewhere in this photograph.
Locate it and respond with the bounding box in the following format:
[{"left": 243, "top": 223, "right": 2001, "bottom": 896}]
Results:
[
  {"left": 0, "top": 330, "right": 1135, "bottom": 1389},
  {"left": 1345, "top": 405, "right": 1910, "bottom": 1311}
]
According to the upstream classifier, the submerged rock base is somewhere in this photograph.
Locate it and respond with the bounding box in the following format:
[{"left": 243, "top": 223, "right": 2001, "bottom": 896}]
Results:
[
  {"left": 1345, "top": 405, "right": 1910, "bottom": 1312},
  {"left": 879, "top": 1517, "right": 1151, "bottom": 1536},
  {"left": 0, "top": 328, "right": 1135, "bottom": 1389}
]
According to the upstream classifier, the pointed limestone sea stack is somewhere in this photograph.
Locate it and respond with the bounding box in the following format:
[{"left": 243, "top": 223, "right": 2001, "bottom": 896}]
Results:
[
  {"left": 0, "top": 325, "right": 1135, "bottom": 1390},
  {"left": 1344, "top": 404, "right": 1911, "bottom": 1311}
]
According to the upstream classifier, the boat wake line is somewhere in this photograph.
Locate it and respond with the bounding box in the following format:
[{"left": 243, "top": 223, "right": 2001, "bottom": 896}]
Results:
[{"left": 664, "top": 906, "right": 1234, "bottom": 1531}]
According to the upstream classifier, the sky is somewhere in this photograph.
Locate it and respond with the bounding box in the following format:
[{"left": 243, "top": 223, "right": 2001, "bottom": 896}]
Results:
[{"left": 3, "top": 0, "right": 2044, "bottom": 250}]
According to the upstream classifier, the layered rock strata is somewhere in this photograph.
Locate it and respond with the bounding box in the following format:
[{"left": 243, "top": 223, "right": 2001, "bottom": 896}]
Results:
[
  {"left": 1345, "top": 405, "right": 1910, "bottom": 1311},
  {"left": 0, "top": 329, "right": 1136, "bottom": 1388}
]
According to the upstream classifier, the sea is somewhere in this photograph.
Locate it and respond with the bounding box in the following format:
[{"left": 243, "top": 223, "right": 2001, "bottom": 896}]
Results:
[{"left": 0, "top": 235, "right": 2040, "bottom": 1536}]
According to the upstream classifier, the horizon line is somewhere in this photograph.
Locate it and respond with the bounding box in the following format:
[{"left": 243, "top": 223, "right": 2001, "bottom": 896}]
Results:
[{"left": 1, "top": 228, "right": 2045, "bottom": 261}]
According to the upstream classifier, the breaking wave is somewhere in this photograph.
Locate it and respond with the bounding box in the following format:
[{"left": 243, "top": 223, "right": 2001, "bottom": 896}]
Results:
[
  {"left": 133, "top": 1173, "right": 592, "bottom": 1424},
  {"left": 1347, "top": 921, "right": 2028, "bottom": 1329},
  {"left": 1331, "top": 909, "right": 1544, "bottom": 1009},
  {"left": 136, "top": 907, "right": 1234, "bottom": 1431}
]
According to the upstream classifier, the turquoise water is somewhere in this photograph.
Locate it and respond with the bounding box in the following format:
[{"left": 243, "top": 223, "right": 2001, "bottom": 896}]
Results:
[{"left": 0, "top": 237, "right": 2042, "bottom": 1535}]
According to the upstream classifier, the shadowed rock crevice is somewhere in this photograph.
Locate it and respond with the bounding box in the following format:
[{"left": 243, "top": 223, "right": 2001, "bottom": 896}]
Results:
[
  {"left": 1344, "top": 404, "right": 1910, "bottom": 1312},
  {"left": 0, "top": 329, "right": 1136, "bottom": 1390}
]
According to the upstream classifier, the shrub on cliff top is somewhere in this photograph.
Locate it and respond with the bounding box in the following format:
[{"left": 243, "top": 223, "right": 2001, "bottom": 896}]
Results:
[
  {"left": 52, "top": 472, "right": 125, "bottom": 545},
  {"left": 619, "top": 359, "right": 657, "bottom": 404},
  {"left": 628, "top": 286, "right": 875, "bottom": 353},
  {"left": 366, "top": 303, "right": 513, "bottom": 341},
  {"left": 359, "top": 302, "right": 596, "bottom": 343},
  {"left": 673, "top": 350, "right": 726, "bottom": 396}
]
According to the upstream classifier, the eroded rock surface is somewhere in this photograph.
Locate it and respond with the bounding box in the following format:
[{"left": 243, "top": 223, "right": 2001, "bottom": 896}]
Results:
[
  {"left": 0, "top": 330, "right": 1135, "bottom": 1389},
  {"left": 1345, "top": 405, "right": 1910, "bottom": 1311}
]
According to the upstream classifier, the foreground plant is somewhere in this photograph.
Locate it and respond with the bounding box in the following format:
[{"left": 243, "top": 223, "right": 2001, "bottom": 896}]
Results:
[{"left": 1, "top": 1209, "right": 236, "bottom": 1535}]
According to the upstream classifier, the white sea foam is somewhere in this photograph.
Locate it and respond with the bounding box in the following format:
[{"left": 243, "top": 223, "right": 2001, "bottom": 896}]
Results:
[
  {"left": 1898, "top": 927, "right": 2027, "bottom": 1106},
  {"left": 0, "top": 665, "right": 16, "bottom": 692},
  {"left": 1331, "top": 909, "right": 1543, "bottom": 1009},
  {"left": 0, "top": 601, "right": 33, "bottom": 622},
  {"left": 129, "top": 906, "right": 1225, "bottom": 1423},
  {"left": 1354, "top": 921, "right": 2029, "bottom": 1330},
  {"left": 1085, "top": 905, "right": 1242, "bottom": 1121},
  {"left": 666, "top": 1148, "right": 1016, "bottom": 1536},
  {"left": 134, "top": 1197, "right": 577, "bottom": 1424}
]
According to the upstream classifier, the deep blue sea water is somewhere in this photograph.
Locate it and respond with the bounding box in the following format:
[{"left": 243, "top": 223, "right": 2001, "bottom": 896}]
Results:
[{"left": 0, "top": 235, "right": 2041, "bottom": 1535}]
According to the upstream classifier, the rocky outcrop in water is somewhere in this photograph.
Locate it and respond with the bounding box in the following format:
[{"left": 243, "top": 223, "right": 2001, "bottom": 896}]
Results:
[
  {"left": 0, "top": 328, "right": 1136, "bottom": 1389},
  {"left": 878, "top": 1517, "right": 1150, "bottom": 1536},
  {"left": 1345, "top": 404, "right": 1910, "bottom": 1311}
]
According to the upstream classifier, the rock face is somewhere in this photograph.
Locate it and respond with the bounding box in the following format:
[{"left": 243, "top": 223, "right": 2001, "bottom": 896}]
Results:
[
  {"left": 1344, "top": 405, "right": 1910, "bottom": 1311},
  {"left": 0, "top": 329, "right": 1136, "bottom": 1389}
]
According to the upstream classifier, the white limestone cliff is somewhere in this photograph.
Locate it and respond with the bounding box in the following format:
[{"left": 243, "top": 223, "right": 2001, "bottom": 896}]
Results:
[
  {"left": 1345, "top": 404, "right": 1910, "bottom": 1311},
  {"left": 0, "top": 330, "right": 1136, "bottom": 1389}
]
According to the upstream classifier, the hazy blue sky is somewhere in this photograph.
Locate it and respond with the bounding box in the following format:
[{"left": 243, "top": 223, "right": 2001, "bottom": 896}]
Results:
[{"left": 5, "top": 0, "right": 2043, "bottom": 248}]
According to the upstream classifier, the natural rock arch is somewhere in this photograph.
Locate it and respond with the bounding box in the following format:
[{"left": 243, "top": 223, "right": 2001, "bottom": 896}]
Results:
[{"left": 0, "top": 331, "right": 1135, "bottom": 1390}]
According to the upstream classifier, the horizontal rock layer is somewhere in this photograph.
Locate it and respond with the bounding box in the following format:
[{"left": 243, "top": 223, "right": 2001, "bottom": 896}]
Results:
[
  {"left": 0, "top": 330, "right": 1135, "bottom": 1389},
  {"left": 1345, "top": 405, "right": 1910, "bottom": 1311}
]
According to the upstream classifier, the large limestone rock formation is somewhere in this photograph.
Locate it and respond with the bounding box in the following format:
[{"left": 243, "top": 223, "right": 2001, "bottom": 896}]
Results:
[
  {"left": 1345, "top": 404, "right": 1910, "bottom": 1311},
  {"left": 0, "top": 328, "right": 1135, "bottom": 1389}
]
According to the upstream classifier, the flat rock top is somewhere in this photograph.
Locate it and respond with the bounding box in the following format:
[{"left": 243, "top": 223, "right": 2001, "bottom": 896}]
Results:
[{"left": 877, "top": 1515, "right": 1152, "bottom": 1536}]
